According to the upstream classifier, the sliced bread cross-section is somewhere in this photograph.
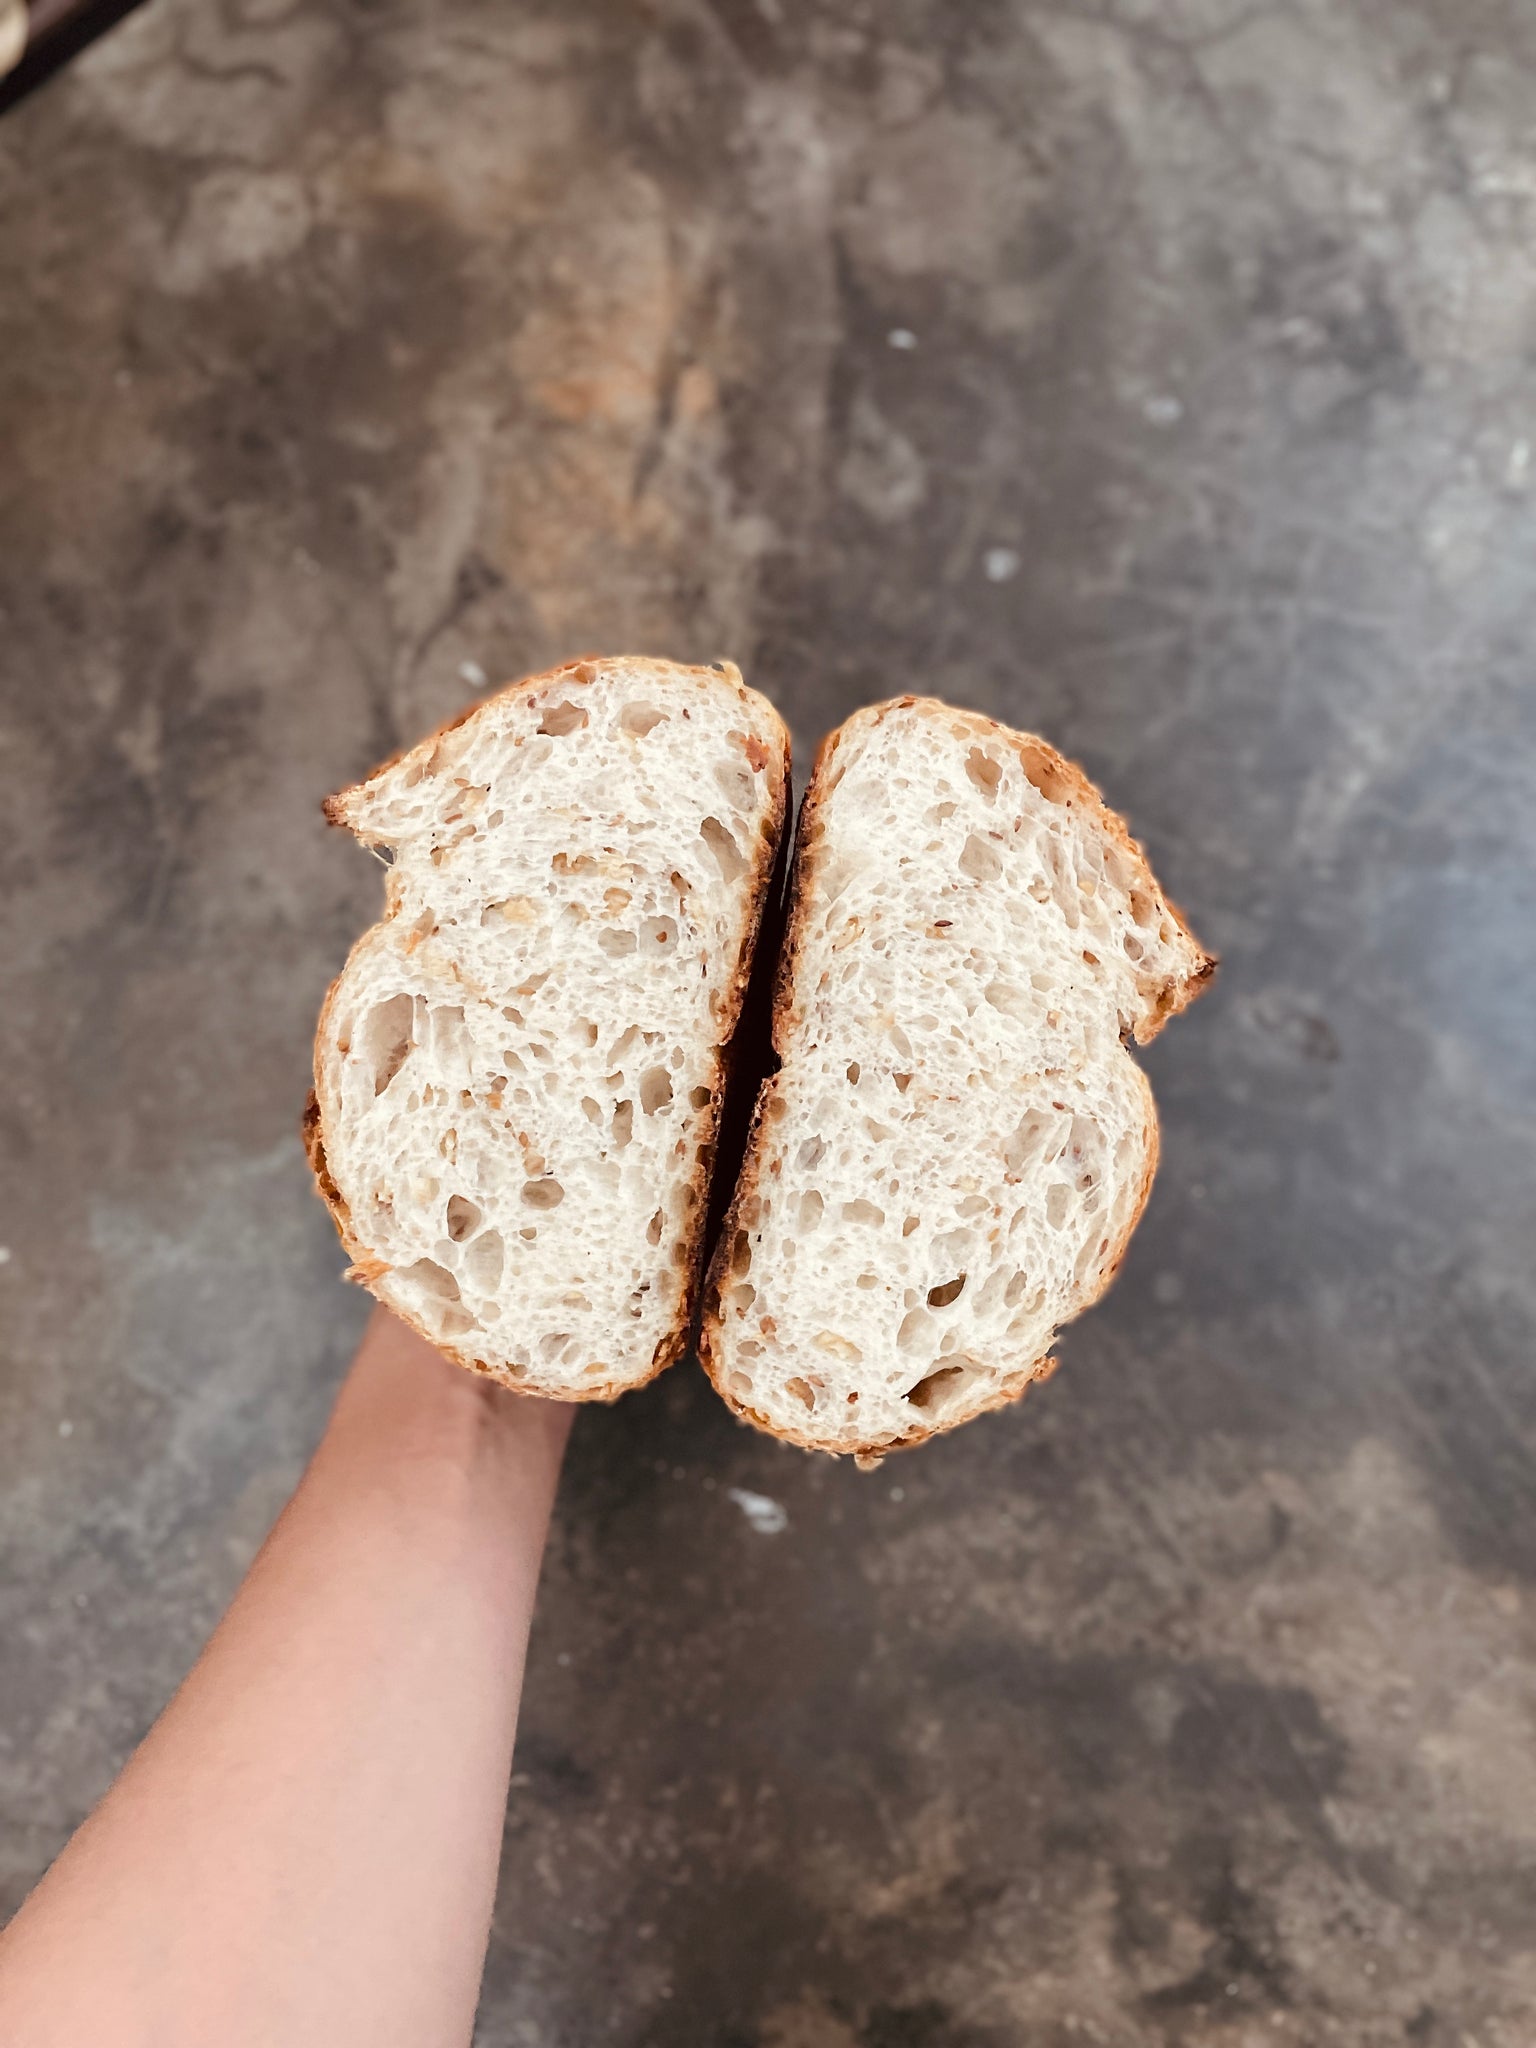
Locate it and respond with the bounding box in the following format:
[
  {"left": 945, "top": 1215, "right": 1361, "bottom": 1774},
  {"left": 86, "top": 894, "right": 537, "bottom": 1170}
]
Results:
[
  {"left": 306, "top": 655, "right": 789, "bottom": 1400},
  {"left": 700, "top": 696, "right": 1214, "bottom": 1458}
]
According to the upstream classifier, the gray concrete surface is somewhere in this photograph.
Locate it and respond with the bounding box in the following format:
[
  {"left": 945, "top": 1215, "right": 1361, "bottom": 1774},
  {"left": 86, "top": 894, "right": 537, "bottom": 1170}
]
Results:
[{"left": 3, "top": 1, "right": 1535, "bottom": 2041}]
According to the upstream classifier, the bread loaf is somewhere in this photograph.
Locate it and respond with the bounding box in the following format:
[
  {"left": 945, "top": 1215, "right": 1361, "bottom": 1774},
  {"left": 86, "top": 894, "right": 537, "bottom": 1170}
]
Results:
[
  {"left": 305, "top": 655, "right": 789, "bottom": 1399},
  {"left": 699, "top": 696, "right": 1213, "bottom": 1457}
]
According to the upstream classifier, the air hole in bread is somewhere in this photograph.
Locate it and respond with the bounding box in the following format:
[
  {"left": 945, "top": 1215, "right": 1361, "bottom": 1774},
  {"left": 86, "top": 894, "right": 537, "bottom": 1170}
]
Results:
[
  {"left": 1017, "top": 742, "right": 1071, "bottom": 803},
  {"left": 714, "top": 761, "right": 755, "bottom": 810},
  {"left": 984, "top": 980, "right": 1028, "bottom": 1020},
  {"left": 927, "top": 1274, "right": 967, "bottom": 1308},
  {"left": 599, "top": 928, "right": 637, "bottom": 956},
  {"left": 784, "top": 1376, "right": 817, "bottom": 1410},
  {"left": 619, "top": 702, "right": 667, "bottom": 737},
  {"left": 640, "top": 916, "right": 678, "bottom": 949},
  {"left": 857, "top": 1272, "right": 878, "bottom": 1290},
  {"left": 612, "top": 1101, "right": 634, "bottom": 1147},
  {"left": 960, "top": 833, "right": 1003, "bottom": 884},
  {"left": 429, "top": 1005, "right": 469, "bottom": 1065},
  {"left": 700, "top": 815, "right": 746, "bottom": 883},
  {"left": 464, "top": 1229, "right": 505, "bottom": 1292},
  {"left": 523, "top": 1177, "right": 565, "bottom": 1210},
  {"left": 538, "top": 701, "right": 588, "bottom": 737},
  {"left": 897, "top": 1306, "right": 934, "bottom": 1353},
  {"left": 1004, "top": 1269, "right": 1030, "bottom": 1307},
  {"left": 815, "top": 1330, "right": 861, "bottom": 1361},
  {"left": 1073, "top": 1234, "right": 1103, "bottom": 1286},
  {"left": 640, "top": 1066, "right": 673, "bottom": 1115},
  {"left": 842, "top": 1198, "right": 885, "bottom": 1226},
  {"left": 397, "top": 1257, "right": 460, "bottom": 1302},
  {"left": 796, "top": 1136, "right": 826, "bottom": 1170},
  {"left": 1129, "top": 888, "right": 1156, "bottom": 928},
  {"left": 1045, "top": 1183, "right": 1070, "bottom": 1229},
  {"left": 646, "top": 1209, "right": 664, "bottom": 1246},
  {"left": 968, "top": 1266, "right": 1005, "bottom": 1313},
  {"left": 902, "top": 1214, "right": 920, "bottom": 1236},
  {"left": 1070, "top": 1115, "right": 1100, "bottom": 1167},
  {"left": 607, "top": 1024, "right": 640, "bottom": 1065},
  {"left": 483, "top": 897, "right": 537, "bottom": 927},
  {"left": 445, "top": 1194, "right": 482, "bottom": 1242},
  {"left": 1003, "top": 1115, "right": 1048, "bottom": 1175},
  {"left": 689, "top": 1085, "right": 713, "bottom": 1110},
  {"left": 846, "top": 1062, "right": 861, "bottom": 1085},
  {"left": 965, "top": 748, "right": 1003, "bottom": 798},
  {"left": 821, "top": 858, "right": 854, "bottom": 907},
  {"left": 360, "top": 993, "right": 414, "bottom": 1096},
  {"left": 894, "top": 1072, "right": 913, "bottom": 1092},
  {"left": 907, "top": 1362, "right": 976, "bottom": 1415},
  {"left": 797, "top": 1190, "right": 823, "bottom": 1231}
]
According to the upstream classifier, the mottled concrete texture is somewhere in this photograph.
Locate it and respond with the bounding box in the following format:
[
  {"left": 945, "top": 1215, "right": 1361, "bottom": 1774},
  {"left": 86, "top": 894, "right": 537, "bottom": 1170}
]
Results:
[{"left": 3, "top": 1, "right": 1535, "bottom": 2041}]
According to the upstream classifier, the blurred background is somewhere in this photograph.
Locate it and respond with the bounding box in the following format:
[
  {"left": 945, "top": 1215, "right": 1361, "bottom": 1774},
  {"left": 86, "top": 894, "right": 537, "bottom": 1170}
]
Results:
[{"left": 3, "top": 3, "right": 1535, "bottom": 2043}]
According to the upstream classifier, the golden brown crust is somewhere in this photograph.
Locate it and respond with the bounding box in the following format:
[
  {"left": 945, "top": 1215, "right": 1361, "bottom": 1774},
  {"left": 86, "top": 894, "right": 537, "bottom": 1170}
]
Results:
[
  {"left": 697, "top": 694, "right": 1212, "bottom": 1460},
  {"left": 301, "top": 1084, "right": 356, "bottom": 1251},
  {"left": 321, "top": 656, "right": 774, "bottom": 838},
  {"left": 305, "top": 655, "right": 790, "bottom": 1402},
  {"left": 897, "top": 698, "right": 1217, "bottom": 1038}
]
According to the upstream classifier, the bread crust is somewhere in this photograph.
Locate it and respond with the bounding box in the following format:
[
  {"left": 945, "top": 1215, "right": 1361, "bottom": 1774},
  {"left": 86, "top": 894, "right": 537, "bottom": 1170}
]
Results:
[
  {"left": 698, "top": 695, "right": 1213, "bottom": 1457},
  {"left": 306, "top": 655, "right": 789, "bottom": 1402}
]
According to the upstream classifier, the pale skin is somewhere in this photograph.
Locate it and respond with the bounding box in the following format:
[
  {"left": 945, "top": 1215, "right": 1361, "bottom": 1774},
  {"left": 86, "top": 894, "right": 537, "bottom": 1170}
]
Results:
[{"left": 0, "top": 1307, "right": 573, "bottom": 2048}]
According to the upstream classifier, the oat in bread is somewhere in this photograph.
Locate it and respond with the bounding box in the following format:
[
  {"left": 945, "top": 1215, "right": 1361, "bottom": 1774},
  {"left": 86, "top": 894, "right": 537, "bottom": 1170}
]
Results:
[
  {"left": 306, "top": 656, "right": 789, "bottom": 1399},
  {"left": 700, "top": 696, "right": 1214, "bottom": 1458}
]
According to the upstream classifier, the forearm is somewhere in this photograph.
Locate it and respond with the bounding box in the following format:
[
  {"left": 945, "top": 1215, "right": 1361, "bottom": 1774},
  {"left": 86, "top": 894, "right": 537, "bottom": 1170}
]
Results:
[{"left": 0, "top": 1310, "right": 571, "bottom": 2048}]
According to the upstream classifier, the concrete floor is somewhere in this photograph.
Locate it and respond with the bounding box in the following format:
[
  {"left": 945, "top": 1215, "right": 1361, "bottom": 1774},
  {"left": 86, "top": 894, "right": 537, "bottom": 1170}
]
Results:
[{"left": 3, "top": 1, "right": 1535, "bottom": 2041}]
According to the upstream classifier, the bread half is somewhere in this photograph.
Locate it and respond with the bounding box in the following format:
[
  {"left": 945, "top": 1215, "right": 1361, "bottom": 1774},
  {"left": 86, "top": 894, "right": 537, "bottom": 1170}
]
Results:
[
  {"left": 699, "top": 697, "right": 1214, "bottom": 1458},
  {"left": 306, "top": 655, "right": 789, "bottom": 1399}
]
